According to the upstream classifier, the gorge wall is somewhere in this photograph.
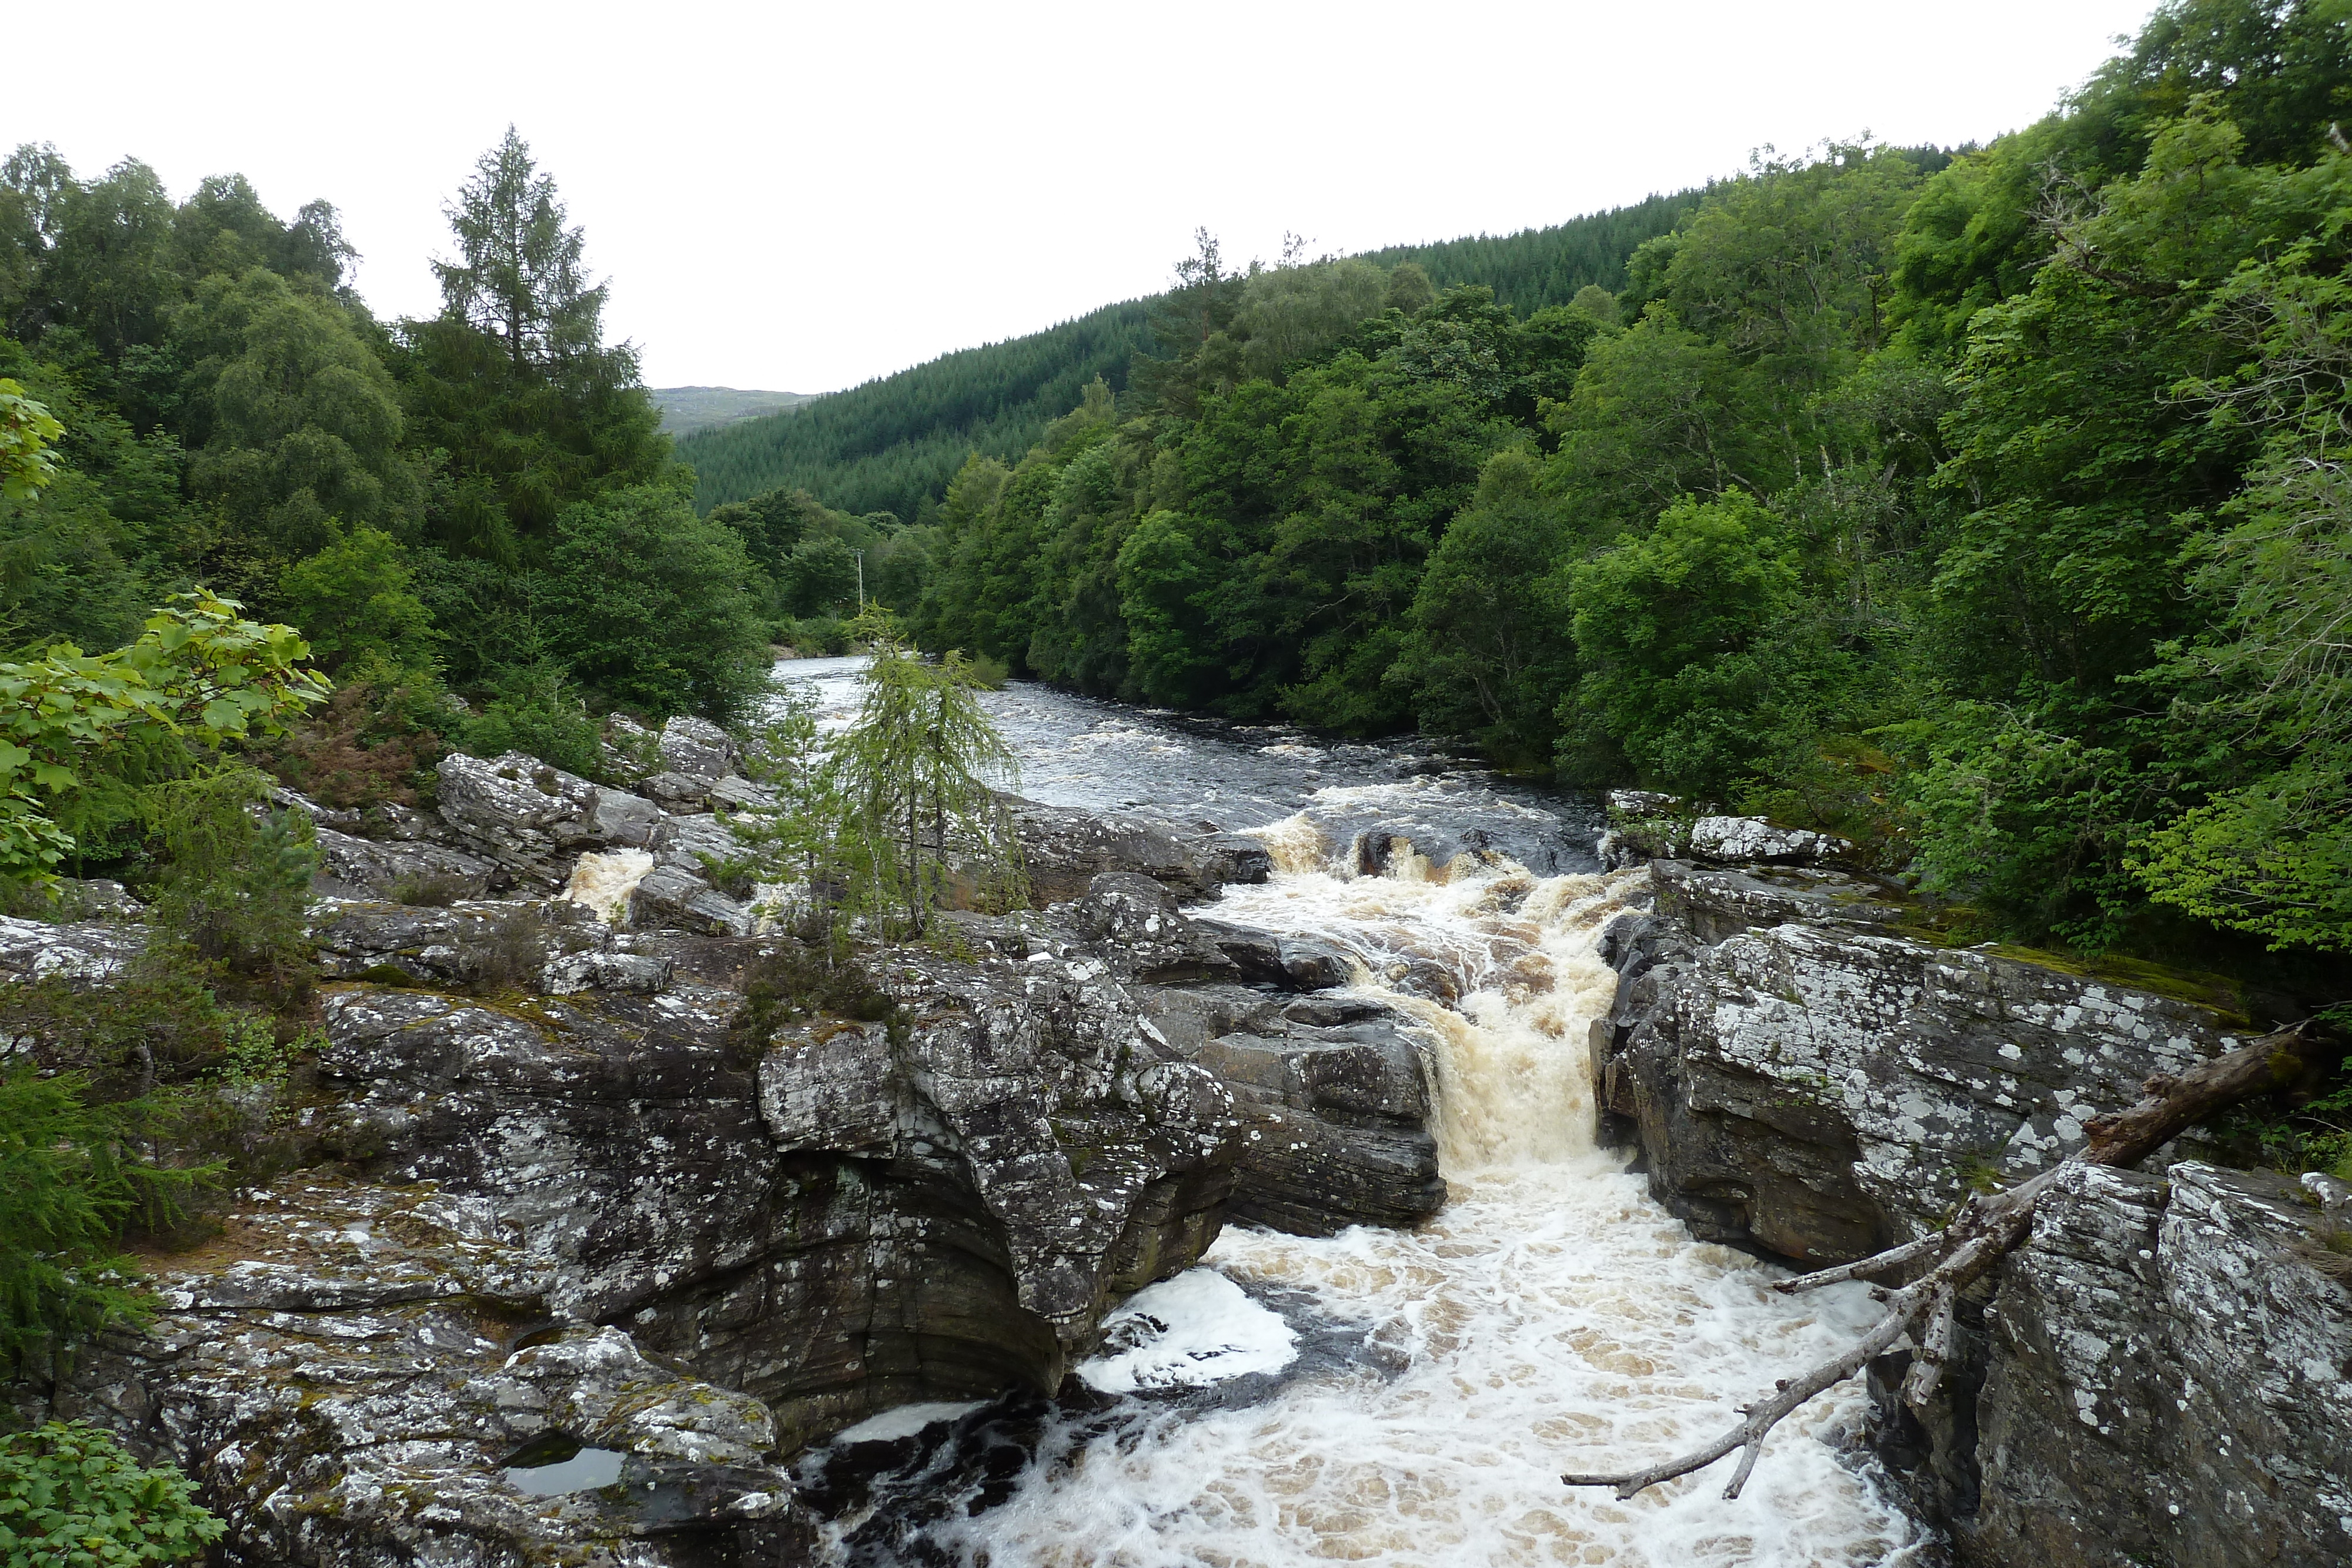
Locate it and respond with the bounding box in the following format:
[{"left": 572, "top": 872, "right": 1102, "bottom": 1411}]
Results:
[
  {"left": 1591, "top": 823, "right": 2352, "bottom": 1568},
  {"left": 4, "top": 726, "right": 1441, "bottom": 1568}
]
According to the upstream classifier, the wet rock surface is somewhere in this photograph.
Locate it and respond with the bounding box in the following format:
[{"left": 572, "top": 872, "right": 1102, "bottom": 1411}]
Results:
[
  {"left": 1007, "top": 797, "right": 1268, "bottom": 904},
  {"left": 19, "top": 1176, "right": 818, "bottom": 1567},
  {"left": 6, "top": 771, "right": 1451, "bottom": 1567},
  {"left": 1593, "top": 858, "right": 2240, "bottom": 1262},
  {"left": 1872, "top": 1162, "right": 2352, "bottom": 1568},
  {"left": 1599, "top": 850, "right": 2346, "bottom": 1567}
]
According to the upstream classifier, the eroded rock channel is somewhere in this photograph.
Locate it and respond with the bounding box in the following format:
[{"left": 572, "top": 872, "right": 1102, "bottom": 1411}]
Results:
[{"left": 6, "top": 671, "right": 2345, "bottom": 1567}]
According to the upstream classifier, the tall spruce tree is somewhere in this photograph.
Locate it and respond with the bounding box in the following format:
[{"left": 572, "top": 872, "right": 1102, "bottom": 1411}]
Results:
[{"left": 398, "top": 128, "right": 669, "bottom": 566}]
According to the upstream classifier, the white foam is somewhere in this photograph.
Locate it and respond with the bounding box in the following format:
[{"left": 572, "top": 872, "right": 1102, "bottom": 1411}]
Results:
[
  {"left": 1077, "top": 1269, "right": 1299, "bottom": 1395},
  {"left": 562, "top": 849, "right": 653, "bottom": 925},
  {"left": 834, "top": 1400, "right": 987, "bottom": 1445},
  {"left": 947, "top": 859, "right": 1929, "bottom": 1567}
]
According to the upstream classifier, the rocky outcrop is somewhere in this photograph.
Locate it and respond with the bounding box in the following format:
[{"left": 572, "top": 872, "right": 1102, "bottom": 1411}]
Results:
[
  {"left": 1036, "top": 872, "right": 1445, "bottom": 1233},
  {"left": 1598, "top": 848, "right": 2348, "bottom": 1567},
  {"left": 0, "top": 912, "right": 144, "bottom": 982},
  {"left": 629, "top": 811, "right": 757, "bottom": 935},
  {"left": 657, "top": 715, "right": 740, "bottom": 780},
  {"left": 1597, "top": 792, "right": 1853, "bottom": 872},
  {"left": 1872, "top": 1162, "right": 2352, "bottom": 1568},
  {"left": 36, "top": 1175, "right": 817, "bottom": 1566},
  {"left": 1008, "top": 798, "right": 1269, "bottom": 904},
  {"left": 1593, "top": 858, "right": 2240, "bottom": 1262},
  {"left": 9, "top": 801, "right": 1452, "bottom": 1568},
  {"left": 435, "top": 751, "right": 664, "bottom": 886}
]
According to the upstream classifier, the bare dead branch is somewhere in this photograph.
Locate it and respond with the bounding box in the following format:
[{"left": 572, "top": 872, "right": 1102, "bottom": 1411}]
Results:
[
  {"left": 1899, "top": 1288, "right": 1957, "bottom": 1412},
  {"left": 1771, "top": 1231, "right": 1944, "bottom": 1295},
  {"left": 1563, "top": 1021, "right": 2334, "bottom": 1501}
]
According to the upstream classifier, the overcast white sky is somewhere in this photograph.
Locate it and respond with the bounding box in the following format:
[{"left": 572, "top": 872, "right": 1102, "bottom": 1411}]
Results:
[{"left": 11, "top": 1, "right": 2160, "bottom": 393}]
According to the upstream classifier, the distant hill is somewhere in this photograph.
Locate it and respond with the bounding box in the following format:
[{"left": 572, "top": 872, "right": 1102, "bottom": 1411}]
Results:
[
  {"left": 681, "top": 301, "right": 1156, "bottom": 521},
  {"left": 680, "top": 190, "right": 1702, "bottom": 519},
  {"left": 652, "top": 386, "right": 817, "bottom": 437}
]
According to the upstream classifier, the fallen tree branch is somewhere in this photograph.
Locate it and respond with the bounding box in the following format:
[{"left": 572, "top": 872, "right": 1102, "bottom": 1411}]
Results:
[{"left": 1564, "top": 1019, "right": 2328, "bottom": 1500}]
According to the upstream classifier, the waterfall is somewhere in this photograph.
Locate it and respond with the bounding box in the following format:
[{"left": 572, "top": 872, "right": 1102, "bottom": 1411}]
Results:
[{"left": 939, "top": 810, "right": 1929, "bottom": 1567}]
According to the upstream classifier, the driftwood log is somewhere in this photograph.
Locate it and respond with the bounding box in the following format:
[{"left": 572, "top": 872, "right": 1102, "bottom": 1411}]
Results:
[{"left": 1564, "top": 1019, "right": 2334, "bottom": 1501}]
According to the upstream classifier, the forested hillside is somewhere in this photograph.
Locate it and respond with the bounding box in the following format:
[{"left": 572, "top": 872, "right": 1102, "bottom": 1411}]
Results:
[
  {"left": 1354, "top": 189, "right": 1706, "bottom": 317},
  {"left": 679, "top": 194, "right": 1699, "bottom": 520},
  {"left": 853, "top": 0, "right": 2351, "bottom": 985},
  {"left": 681, "top": 299, "right": 1157, "bottom": 520}
]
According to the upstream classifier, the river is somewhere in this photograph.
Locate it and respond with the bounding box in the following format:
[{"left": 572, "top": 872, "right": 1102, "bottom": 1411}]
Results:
[{"left": 775, "top": 659, "right": 1929, "bottom": 1568}]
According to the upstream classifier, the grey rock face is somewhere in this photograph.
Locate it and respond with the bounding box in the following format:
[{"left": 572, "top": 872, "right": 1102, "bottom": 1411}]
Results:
[
  {"left": 636, "top": 768, "right": 717, "bottom": 807},
  {"left": 1596, "top": 860, "right": 2239, "bottom": 1262},
  {"left": 1873, "top": 1162, "right": 2352, "bottom": 1568},
  {"left": 0, "top": 914, "right": 145, "bottom": 983},
  {"left": 1686, "top": 814, "right": 1855, "bottom": 865},
  {"left": 436, "top": 751, "right": 663, "bottom": 884},
  {"left": 1177, "top": 991, "right": 1446, "bottom": 1233},
  {"left": 1009, "top": 798, "right": 1263, "bottom": 903},
  {"left": 629, "top": 812, "right": 756, "bottom": 935},
  {"left": 12, "top": 793, "right": 1454, "bottom": 1566},
  {"left": 295, "top": 892, "right": 1257, "bottom": 1445},
  {"left": 25, "top": 1174, "right": 817, "bottom": 1567},
  {"left": 1599, "top": 795, "right": 1856, "bottom": 873},
  {"left": 309, "top": 822, "right": 498, "bottom": 901},
  {"left": 54, "top": 877, "right": 145, "bottom": 920},
  {"left": 658, "top": 715, "right": 739, "bottom": 778},
  {"left": 309, "top": 896, "right": 606, "bottom": 988},
  {"left": 1035, "top": 874, "right": 1443, "bottom": 1234}
]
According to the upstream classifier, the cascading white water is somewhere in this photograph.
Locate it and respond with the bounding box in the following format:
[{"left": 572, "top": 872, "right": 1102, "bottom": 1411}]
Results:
[{"left": 941, "top": 805, "right": 1929, "bottom": 1567}]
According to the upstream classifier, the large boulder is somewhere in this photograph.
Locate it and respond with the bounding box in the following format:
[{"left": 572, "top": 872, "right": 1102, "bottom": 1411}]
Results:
[
  {"left": 657, "top": 714, "right": 740, "bottom": 778},
  {"left": 1008, "top": 798, "right": 1267, "bottom": 904},
  {"left": 1595, "top": 860, "right": 2243, "bottom": 1262},
  {"left": 629, "top": 812, "right": 756, "bottom": 935},
  {"left": 1872, "top": 1162, "right": 2352, "bottom": 1568},
  {"left": 1036, "top": 873, "right": 1444, "bottom": 1233},
  {"left": 0, "top": 914, "right": 143, "bottom": 984},
  {"left": 1150, "top": 987, "right": 1445, "bottom": 1233},
  {"left": 285, "top": 906, "right": 1248, "bottom": 1450},
  {"left": 435, "top": 751, "right": 663, "bottom": 885},
  {"left": 309, "top": 823, "right": 500, "bottom": 902}
]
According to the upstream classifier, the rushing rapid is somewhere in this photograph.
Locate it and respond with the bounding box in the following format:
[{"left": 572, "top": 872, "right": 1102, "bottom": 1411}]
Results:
[{"left": 776, "top": 661, "right": 1927, "bottom": 1567}]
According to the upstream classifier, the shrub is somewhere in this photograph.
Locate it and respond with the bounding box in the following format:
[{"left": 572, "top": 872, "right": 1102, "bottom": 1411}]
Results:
[
  {"left": 273, "top": 525, "right": 440, "bottom": 677},
  {"left": 0, "top": 1070, "right": 212, "bottom": 1368},
  {"left": 256, "top": 665, "right": 449, "bottom": 810},
  {"left": 459, "top": 663, "right": 607, "bottom": 781},
  {"left": 537, "top": 486, "right": 771, "bottom": 724},
  {"left": 140, "top": 770, "right": 318, "bottom": 996},
  {"left": 0, "top": 1422, "right": 223, "bottom": 1566}
]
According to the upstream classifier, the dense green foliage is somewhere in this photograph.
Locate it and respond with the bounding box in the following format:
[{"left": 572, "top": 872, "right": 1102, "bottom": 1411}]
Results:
[
  {"left": 871, "top": 0, "right": 2352, "bottom": 989},
  {"left": 679, "top": 195, "right": 1699, "bottom": 521},
  {"left": 0, "top": 1423, "right": 223, "bottom": 1566},
  {"left": 1354, "top": 190, "right": 1704, "bottom": 317},
  {"left": 0, "top": 1071, "right": 211, "bottom": 1369},
  {"left": 0, "top": 129, "right": 784, "bottom": 1453},
  {"left": 0, "top": 126, "right": 769, "bottom": 792}
]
